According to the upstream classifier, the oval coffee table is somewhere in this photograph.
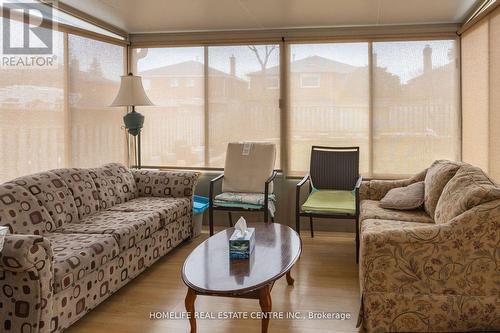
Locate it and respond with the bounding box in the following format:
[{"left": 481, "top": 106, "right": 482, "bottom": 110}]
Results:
[{"left": 182, "top": 223, "right": 302, "bottom": 333}]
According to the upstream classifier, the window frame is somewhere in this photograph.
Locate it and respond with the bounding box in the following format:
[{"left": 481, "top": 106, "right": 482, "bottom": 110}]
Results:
[{"left": 130, "top": 36, "right": 461, "bottom": 179}]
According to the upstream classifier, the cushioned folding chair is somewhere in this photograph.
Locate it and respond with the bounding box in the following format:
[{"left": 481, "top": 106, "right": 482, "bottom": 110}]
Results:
[
  {"left": 209, "top": 142, "right": 278, "bottom": 236},
  {"left": 296, "top": 146, "right": 362, "bottom": 262}
]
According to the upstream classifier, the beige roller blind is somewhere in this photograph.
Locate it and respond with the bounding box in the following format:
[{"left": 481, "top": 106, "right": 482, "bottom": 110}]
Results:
[
  {"left": 461, "top": 19, "right": 489, "bottom": 172},
  {"left": 489, "top": 9, "right": 500, "bottom": 180},
  {"left": 461, "top": 6, "right": 500, "bottom": 181}
]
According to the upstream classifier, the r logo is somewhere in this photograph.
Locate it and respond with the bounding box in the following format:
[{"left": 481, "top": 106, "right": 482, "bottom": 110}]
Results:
[{"left": 2, "top": 2, "right": 53, "bottom": 55}]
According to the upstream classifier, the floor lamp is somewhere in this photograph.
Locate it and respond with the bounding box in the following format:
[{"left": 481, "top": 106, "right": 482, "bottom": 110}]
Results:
[{"left": 111, "top": 73, "right": 153, "bottom": 169}]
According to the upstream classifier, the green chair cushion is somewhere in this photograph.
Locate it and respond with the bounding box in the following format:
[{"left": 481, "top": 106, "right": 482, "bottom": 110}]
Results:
[{"left": 301, "top": 190, "right": 356, "bottom": 215}]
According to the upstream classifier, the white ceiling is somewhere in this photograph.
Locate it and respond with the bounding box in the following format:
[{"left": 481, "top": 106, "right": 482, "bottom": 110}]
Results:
[{"left": 60, "top": 0, "right": 480, "bottom": 34}]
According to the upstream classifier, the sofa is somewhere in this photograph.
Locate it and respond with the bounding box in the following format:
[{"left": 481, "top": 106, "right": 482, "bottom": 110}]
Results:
[
  {"left": 358, "top": 160, "right": 500, "bottom": 332},
  {"left": 0, "top": 163, "right": 199, "bottom": 333}
]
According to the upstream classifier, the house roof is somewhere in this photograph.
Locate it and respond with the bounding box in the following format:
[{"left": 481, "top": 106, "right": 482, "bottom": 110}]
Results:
[
  {"left": 140, "top": 60, "right": 245, "bottom": 81},
  {"left": 249, "top": 55, "right": 358, "bottom": 76}
]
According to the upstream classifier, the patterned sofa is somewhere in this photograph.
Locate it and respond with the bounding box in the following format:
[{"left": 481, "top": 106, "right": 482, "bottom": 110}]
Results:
[
  {"left": 358, "top": 160, "right": 500, "bottom": 332},
  {"left": 0, "top": 163, "right": 199, "bottom": 333}
]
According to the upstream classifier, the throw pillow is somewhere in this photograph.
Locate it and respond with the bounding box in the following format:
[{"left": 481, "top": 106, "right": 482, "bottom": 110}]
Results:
[{"left": 380, "top": 181, "right": 425, "bottom": 210}]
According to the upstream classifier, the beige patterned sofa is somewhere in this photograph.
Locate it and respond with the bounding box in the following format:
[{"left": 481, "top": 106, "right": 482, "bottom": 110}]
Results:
[
  {"left": 0, "top": 163, "right": 199, "bottom": 332},
  {"left": 358, "top": 160, "right": 500, "bottom": 332}
]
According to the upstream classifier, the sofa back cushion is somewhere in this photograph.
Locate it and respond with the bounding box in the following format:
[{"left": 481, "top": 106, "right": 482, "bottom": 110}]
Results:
[
  {"left": 424, "top": 160, "right": 461, "bottom": 218},
  {"left": 435, "top": 164, "right": 500, "bottom": 224},
  {"left": 222, "top": 142, "right": 276, "bottom": 193},
  {"left": 10, "top": 172, "right": 79, "bottom": 228},
  {"left": 89, "top": 163, "right": 137, "bottom": 209},
  {"left": 0, "top": 183, "right": 55, "bottom": 234},
  {"left": 51, "top": 168, "right": 100, "bottom": 220}
]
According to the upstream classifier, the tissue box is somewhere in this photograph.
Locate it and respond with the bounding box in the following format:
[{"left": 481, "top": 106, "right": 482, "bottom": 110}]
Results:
[{"left": 229, "top": 228, "right": 255, "bottom": 259}]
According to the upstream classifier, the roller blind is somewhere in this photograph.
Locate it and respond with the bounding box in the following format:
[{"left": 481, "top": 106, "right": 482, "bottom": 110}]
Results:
[{"left": 461, "top": 6, "right": 500, "bottom": 180}]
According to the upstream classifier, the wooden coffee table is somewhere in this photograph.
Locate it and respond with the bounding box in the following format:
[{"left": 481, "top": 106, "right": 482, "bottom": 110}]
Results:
[{"left": 182, "top": 223, "right": 302, "bottom": 333}]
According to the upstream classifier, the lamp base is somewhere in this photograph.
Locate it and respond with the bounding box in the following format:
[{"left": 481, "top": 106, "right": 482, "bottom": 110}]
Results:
[{"left": 123, "top": 109, "right": 144, "bottom": 136}]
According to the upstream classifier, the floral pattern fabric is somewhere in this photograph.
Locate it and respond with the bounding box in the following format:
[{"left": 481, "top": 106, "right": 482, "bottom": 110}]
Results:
[
  {"left": 361, "top": 200, "right": 434, "bottom": 224},
  {"left": 359, "top": 162, "right": 500, "bottom": 332},
  {"left": 423, "top": 160, "right": 461, "bottom": 218}
]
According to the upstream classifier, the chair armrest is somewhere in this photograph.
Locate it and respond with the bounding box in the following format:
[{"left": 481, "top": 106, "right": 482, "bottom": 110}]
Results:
[
  {"left": 209, "top": 173, "right": 224, "bottom": 203},
  {"left": 354, "top": 175, "right": 363, "bottom": 191},
  {"left": 296, "top": 174, "right": 310, "bottom": 189},
  {"left": 265, "top": 170, "right": 278, "bottom": 186},
  {"left": 133, "top": 169, "right": 200, "bottom": 198}
]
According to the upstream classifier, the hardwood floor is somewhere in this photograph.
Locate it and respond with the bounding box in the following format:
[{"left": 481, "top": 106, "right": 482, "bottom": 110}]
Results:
[{"left": 66, "top": 227, "right": 361, "bottom": 333}]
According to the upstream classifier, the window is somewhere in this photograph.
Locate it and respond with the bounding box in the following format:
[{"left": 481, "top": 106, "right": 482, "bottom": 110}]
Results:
[
  {"left": 0, "top": 16, "right": 127, "bottom": 183},
  {"left": 300, "top": 74, "right": 321, "bottom": 88},
  {"left": 208, "top": 45, "right": 281, "bottom": 167},
  {"left": 372, "top": 40, "right": 460, "bottom": 176},
  {"left": 133, "top": 47, "right": 205, "bottom": 167},
  {"left": 0, "top": 26, "right": 66, "bottom": 182},
  {"left": 68, "top": 35, "right": 127, "bottom": 168},
  {"left": 133, "top": 45, "right": 281, "bottom": 168},
  {"left": 170, "top": 79, "right": 180, "bottom": 88},
  {"left": 266, "top": 77, "right": 279, "bottom": 90},
  {"left": 289, "top": 43, "right": 370, "bottom": 175}
]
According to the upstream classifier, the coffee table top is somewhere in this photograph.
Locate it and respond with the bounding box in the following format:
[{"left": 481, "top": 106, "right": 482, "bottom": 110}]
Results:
[{"left": 182, "top": 223, "right": 301, "bottom": 295}]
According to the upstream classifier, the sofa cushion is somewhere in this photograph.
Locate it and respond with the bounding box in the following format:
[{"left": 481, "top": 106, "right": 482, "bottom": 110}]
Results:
[
  {"left": 380, "top": 181, "right": 425, "bottom": 210},
  {"left": 56, "top": 211, "right": 161, "bottom": 251},
  {"left": 424, "top": 160, "right": 461, "bottom": 218},
  {"left": 46, "top": 233, "right": 119, "bottom": 292},
  {"left": 108, "top": 197, "right": 191, "bottom": 225},
  {"left": 10, "top": 172, "right": 79, "bottom": 228},
  {"left": 0, "top": 183, "right": 55, "bottom": 234},
  {"left": 360, "top": 200, "right": 434, "bottom": 224},
  {"left": 361, "top": 218, "right": 433, "bottom": 234},
  {"left": 222, "top": 142, "right": 276, "bottom": 193},
  {"left": 435, "top": 164, "right": 500, "bottom": 224},
  {"left": 51, "top": 168, "right": 100, "bottom": 220},
  {"left": 89, "top": 163, "right": 138, "bottom": 210}
]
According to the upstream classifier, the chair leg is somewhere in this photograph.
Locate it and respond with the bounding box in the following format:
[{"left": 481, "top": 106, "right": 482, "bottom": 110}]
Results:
[
  {"left": 309, "top": 216, "right": 314, "bottom": 238},
  {"left": 355, "top": 216, "right": 360, "bottom": 263},
  {"left": 271, "top": 216, "right": 275, "bottom": 223},
  {"left": 295, "top": 211, "right": 300, "bottom": 236},
  {"left": 209, "top": 206, "right": 214, "bottom": 236},
  {"left": 228, "top": 211, "right": 233, "bottom": 227}
]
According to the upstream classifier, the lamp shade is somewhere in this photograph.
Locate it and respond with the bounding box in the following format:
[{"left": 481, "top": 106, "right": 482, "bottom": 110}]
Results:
[{"left": 111, "top": 74, "right": 153, "bottom": 107}]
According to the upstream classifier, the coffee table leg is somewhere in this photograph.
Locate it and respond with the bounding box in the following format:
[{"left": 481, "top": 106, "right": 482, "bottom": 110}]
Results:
[
  {"left": 286, "top": 269, "right": 295, "bottom": 286},
  {"left": 185, "top": 288, "right": 197, "bottom": 333},
  {"left": 259, "top": 284, "right": 272, "bottom": 333}
]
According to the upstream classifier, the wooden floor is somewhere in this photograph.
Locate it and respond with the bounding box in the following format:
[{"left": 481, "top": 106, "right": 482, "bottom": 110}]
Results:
[{"left": 66, "top": 227, "right": 361, "bottom": 333}]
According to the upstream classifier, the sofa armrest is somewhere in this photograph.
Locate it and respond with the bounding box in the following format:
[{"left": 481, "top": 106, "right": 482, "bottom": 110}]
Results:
[
  {"left": 133, "top": 169, "right": 201, "bottom": 198},
  {"left": 362, "top": 168, "right": 427, "bottom": 201},
  {"left": 0, "top": 234, "right": 54, "bottom": 333},
  {"left": 361, "top": 199, "right": 498, "bottom": 297},
  {"left": 0, "top": 234, "right": 53, "bottom": 271}
]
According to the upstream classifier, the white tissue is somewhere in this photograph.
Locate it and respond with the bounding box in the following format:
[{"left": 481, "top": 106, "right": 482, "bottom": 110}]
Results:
[{"left": 234, "top": 217, "right": 248, "bottom": 238}]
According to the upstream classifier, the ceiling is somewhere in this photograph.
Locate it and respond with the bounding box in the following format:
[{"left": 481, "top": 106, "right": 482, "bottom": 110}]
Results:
[{"left": 60, "top": 0, "right": 480, "bottom": 34}]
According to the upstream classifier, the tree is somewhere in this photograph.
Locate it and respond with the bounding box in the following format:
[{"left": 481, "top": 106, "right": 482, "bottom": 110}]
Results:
[{"left": 248, "top": 45, "right": 277, "bottom": 72}]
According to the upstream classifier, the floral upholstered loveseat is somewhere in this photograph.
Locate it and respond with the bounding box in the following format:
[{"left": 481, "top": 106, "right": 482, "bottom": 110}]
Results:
[
  {"left": 0, "top": 163, "right": 199, "bottom": 332},
  {"left": 358, "top": 160, "right": 500, "bottom": 332}
]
